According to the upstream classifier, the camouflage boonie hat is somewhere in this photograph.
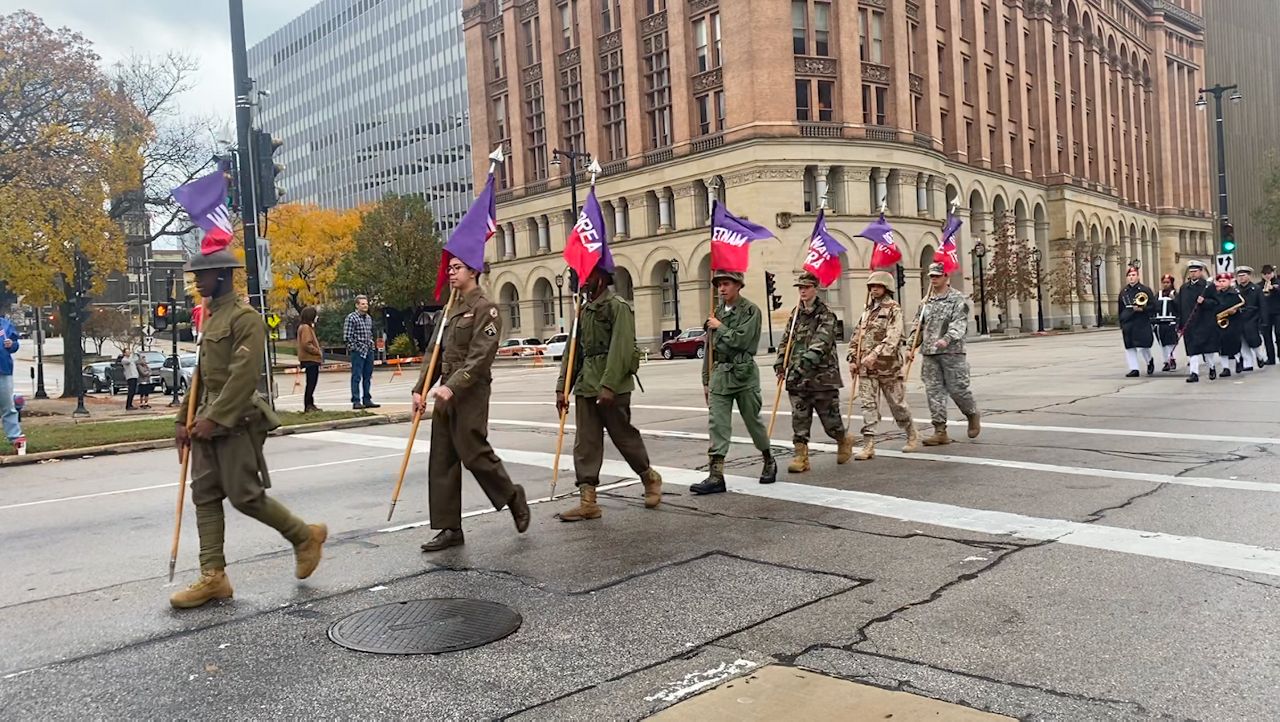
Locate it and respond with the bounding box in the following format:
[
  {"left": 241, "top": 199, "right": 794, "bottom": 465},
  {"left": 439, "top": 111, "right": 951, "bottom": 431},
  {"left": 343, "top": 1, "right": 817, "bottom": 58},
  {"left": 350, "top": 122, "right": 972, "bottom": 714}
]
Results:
[
  {"left": 866, "top": 270, "right": 895, "bottom": 292},
  {"left": 711, "top": 270, "right": 745, "bottom": 286},
  {"left": 793, "top": 271, "right": 819, "bottom": 287},
  {"left": 183, "top": 249, "right": 244, "bottom": 272},
  {"left": 927, "top": 262, "right": 947, "bottom": 276}
]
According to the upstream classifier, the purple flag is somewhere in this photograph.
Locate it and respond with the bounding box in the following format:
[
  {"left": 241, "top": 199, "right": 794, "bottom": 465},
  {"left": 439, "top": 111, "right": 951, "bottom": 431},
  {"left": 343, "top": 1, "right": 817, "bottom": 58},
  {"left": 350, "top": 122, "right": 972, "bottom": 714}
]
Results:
[
  {"left": 435, "top": 174, "right": 496, "bottom": 300},
  {"left": 857, "top": 214, "right": 903, "bottom": 269},
  {"left": 171, "top": 171, "right": 234, "bottom": 255},
  {"left": 710, "top": 201, "right": 773, "bottom": 272},
  {"left": 564, "top": 187, "right": 611, "bottom": 279},
  {"left": 802, "top": 210, "right": 847, "bottom": 287}
]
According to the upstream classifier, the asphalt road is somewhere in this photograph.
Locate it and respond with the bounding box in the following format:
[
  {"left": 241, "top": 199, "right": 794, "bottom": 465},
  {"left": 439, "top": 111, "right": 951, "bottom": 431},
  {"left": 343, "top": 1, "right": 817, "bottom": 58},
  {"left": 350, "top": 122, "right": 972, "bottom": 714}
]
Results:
[{"left": 3, "top": 329, "right": 1279, "bottom": 720}]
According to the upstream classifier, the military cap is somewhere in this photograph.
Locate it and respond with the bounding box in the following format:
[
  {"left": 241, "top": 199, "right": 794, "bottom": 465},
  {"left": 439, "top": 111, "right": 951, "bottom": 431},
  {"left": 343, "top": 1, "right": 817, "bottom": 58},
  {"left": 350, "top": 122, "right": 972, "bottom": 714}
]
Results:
[
  {"left": 1186, "top": 259, "right": 1208, "bottom": 271},
  {"left": 711, "top": 269, "right": 745, "bottom": 286},
  {"left": 183, "top": 248, "right": 244, "bottom": 272},
  {"left": 1236, "top": 265, "right": 1254, "bottom": 275},
  {"left": 866, "top": 270, "right": 895, "bottom": 291},
  {"left": 793, "top": 271, "right": 819, "bottom": 288},
  {"left": 927, "top": 262, "right": 947, "bottom": 276}
]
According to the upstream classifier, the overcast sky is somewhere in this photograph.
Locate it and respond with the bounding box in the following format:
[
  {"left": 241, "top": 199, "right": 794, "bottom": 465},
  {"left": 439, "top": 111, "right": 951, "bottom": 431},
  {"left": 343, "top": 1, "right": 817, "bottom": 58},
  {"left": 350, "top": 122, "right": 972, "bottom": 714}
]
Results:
[{"left": 2, "top": 1, "right": 319, "bottom": 122}]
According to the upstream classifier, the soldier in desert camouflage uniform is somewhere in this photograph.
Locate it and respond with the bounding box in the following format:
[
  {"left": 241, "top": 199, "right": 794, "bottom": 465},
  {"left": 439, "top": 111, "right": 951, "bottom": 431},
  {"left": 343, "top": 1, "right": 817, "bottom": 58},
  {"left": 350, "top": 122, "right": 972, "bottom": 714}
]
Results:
[
  {"left": 848, "top": 270, "right": 919, "bottom": 459},
  {"left": 908, "top": 262, "right": 981, "bottom": 446},
  {"left": 774, "top": 271, "right": 853, "bottom": 473}
]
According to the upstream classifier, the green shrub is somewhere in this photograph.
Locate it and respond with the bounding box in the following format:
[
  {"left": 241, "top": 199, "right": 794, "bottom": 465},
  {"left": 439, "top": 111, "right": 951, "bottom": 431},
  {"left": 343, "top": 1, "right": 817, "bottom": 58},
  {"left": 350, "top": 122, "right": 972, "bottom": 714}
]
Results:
[{"left": 388, "top": 333, "right": 417, "bottom": 357}]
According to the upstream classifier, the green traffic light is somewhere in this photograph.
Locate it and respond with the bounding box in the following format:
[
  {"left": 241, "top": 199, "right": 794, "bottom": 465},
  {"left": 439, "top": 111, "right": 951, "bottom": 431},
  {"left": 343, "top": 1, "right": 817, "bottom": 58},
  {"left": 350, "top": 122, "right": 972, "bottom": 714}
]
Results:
[{"left": 1223, "top": 240, "right": 1236, "bottom": 252}]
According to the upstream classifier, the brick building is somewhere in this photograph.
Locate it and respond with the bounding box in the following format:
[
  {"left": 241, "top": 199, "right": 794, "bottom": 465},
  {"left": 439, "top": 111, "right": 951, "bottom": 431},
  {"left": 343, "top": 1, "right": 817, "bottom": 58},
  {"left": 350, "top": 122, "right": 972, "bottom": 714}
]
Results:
[{"left": 463, "top": 0, "right": 1213, "bottom": 346}]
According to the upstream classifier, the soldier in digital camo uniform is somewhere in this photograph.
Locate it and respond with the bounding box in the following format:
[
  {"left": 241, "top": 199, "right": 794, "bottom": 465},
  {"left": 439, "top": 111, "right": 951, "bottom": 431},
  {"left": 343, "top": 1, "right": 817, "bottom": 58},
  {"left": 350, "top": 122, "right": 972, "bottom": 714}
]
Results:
[
  {"left": 908, "top": 262, "right": 981, "bottom": 446},
  {"left": 773, "top": 271, "right": 852, "bottom": 472},
  {"left": 849, "top": 270, "right": 919, "bottom": 460}
]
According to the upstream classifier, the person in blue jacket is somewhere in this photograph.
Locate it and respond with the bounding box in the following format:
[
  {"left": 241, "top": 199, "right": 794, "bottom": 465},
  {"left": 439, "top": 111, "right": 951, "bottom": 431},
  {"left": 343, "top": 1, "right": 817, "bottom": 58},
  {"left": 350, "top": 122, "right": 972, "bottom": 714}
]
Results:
[{"left": 0, "top": 311, "right": 25, "bottom": 454}]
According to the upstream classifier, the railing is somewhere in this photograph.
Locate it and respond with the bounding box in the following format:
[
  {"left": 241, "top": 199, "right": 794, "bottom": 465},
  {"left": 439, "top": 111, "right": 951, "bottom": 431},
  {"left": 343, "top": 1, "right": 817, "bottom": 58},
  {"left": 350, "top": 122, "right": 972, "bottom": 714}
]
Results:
[
  {"left": 644, "top": 147, "right": 674, "bottom": 165},
  {"left": 913, "top": 132, "right": 934, "bottom": 148},
  {"left": 690, "top": 133, "right": 725, "bottom": 153},
  {"left": 866, "top": 127, "right": 898, "bottom": 142},
  {"left": 601, "top": 158, "right": 629, "bottom": 176},
  {"left": 799, "top": 122, "right": 842, "bottom": 138}
]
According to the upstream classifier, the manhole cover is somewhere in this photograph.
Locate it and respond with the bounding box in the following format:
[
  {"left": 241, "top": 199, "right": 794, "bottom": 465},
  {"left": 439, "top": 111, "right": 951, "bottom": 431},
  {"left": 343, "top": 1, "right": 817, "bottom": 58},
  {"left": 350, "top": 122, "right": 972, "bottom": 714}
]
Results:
[{"left": 328, "top": 598, "right": 522, "bottom": 654}]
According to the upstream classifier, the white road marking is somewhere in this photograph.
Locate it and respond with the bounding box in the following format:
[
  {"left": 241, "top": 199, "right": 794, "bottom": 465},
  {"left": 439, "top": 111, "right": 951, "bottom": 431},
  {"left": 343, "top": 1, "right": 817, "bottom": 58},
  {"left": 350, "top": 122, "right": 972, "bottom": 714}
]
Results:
[
  {"left": 309, "top": 431, "right": 1280, "bottom": 580},
  {"left": 644, "top": 659, "right": 760, "bottom": 703}
]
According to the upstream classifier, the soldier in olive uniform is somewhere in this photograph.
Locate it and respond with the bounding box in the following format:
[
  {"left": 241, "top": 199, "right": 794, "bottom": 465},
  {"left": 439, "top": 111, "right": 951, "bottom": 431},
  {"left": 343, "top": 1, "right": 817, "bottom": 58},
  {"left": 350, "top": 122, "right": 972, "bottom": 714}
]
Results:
[
  {"left": 691, "top": 270, "right": 777, "bottom": 494},
  {"left": 412, "top": 258, "right": 530, "bottom": 552},
  {"left": 849, "top": 271, "right": 920, "bottom": 459},
  {"left": 555, "top": 266, "right": 663, "bottom": 521},
  {"left": 773, "top": 271, "right": 852, "bottom": 473},
  {"left": 170, "top": 249, "right": 328, "bottom": 610},
  {"left": 908, "top": 262, "right": 981, "bottom": 446}
]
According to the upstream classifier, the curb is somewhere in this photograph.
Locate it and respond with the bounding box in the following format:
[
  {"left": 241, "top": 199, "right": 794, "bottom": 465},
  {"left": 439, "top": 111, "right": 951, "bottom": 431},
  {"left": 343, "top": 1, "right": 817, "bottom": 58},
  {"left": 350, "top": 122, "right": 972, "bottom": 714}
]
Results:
[{"left": 0, "top": 411, "right": 416, "bottom": 468}]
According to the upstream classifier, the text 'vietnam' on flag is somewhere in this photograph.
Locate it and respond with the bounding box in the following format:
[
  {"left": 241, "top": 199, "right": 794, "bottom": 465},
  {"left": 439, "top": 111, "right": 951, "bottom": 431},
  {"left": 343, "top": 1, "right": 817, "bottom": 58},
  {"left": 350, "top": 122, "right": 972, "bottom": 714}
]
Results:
[
  {"left": 710, "top": 201, "right": 773, "bottom": 273},
  {"left": 935, "top": 212, "right": 963, "bottom": 274},
  {"left": 562, "top": 186, "right": 612, "bottom": 282},
  {"left": 857, "top": 214, "right": 903, "bottom": 270},
  {"left": 171, "top": 170, "right": 234, "bottom": 255},
  {"left": 434, "top": 173, "right": 497, "bottom": 301},
  {"left": 802, "top": 210, "right": 847, "bottom": 287}
]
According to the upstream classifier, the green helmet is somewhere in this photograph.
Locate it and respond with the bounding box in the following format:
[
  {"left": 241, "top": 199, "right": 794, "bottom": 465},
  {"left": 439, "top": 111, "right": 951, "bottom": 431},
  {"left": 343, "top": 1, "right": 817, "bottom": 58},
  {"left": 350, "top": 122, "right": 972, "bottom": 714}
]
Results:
[
  {"left": 711, "top": 270, "right": 745, "bottom": 286},
  {"left": 184, "top": 249, "right": 244, "bottom": 272}
]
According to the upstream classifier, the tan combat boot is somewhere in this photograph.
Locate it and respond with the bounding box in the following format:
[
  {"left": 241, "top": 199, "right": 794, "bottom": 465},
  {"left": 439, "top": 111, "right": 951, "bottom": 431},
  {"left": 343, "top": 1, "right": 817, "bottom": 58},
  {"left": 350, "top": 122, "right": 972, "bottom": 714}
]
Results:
[
  {"left": 294, "top": 523, "right": 328, "bottom": 579},
  {"left": 836, "top": 434, "right": 854, "bottom": 464},
  {"left": 923, "top": 426, "right": 951, "bottom": 446},
  {"left": 788, "top": 443, "right": 811, "bottom": 473},
  {"left": 966, "top": 412, "right": 982, "bottom": 438},
  {"left": 559, "top": 485, "right": 602, "bottom": 521},
  {"left": 854, "top": 436, "right": 876, "bottom": 460},
  {"left": 641, "top": 469, "right": 663, "bottom": 509},
  {"left": 901, "top": 425, "right": 921, "bottom": 453},
  {"left": 170, "top": 569, "right": 234, "bottom": 609}
]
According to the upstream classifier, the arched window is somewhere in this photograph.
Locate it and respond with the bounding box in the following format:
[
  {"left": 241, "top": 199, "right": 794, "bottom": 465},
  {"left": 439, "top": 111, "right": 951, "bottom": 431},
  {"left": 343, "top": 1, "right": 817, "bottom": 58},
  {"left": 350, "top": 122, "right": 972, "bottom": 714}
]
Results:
[{"left": 500, "top": 283, "right": 520, "bottom": 331}]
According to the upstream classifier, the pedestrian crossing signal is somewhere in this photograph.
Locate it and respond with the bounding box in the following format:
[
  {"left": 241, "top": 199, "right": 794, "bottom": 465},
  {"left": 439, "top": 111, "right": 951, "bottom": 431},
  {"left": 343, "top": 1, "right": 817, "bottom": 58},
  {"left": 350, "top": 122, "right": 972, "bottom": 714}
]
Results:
[{"left": 153, "top": 302, "right": 170, "bottom": 332}]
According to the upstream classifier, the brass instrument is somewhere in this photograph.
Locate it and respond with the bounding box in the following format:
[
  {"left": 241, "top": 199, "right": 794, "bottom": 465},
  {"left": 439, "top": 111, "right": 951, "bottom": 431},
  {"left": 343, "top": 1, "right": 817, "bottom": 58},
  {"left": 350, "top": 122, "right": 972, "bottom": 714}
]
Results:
[
  {"left": 1266, "top": 278, "right": 1274, "bottom": 297},
  {"left": 1133, "top": 291, "right": 1149, "bottom": 311},
  {"left": 1217, "top": 299, "right": 1245, "bottom": 328}
]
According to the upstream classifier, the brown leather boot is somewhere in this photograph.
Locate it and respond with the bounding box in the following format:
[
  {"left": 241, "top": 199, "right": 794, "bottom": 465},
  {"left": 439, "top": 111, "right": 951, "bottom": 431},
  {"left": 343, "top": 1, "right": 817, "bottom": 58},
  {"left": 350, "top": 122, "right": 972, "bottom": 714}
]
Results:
[
  {"left": 836, "top": 434, "right": 854, "bottom": 464},
  {"left": 854, "top": 436, "right": 876, "bottom": 460},
  {"left": 170, "top": 569, "right": 233, "bottom": 609},
  {"left": 559, "top": 485, "right": 602, "bottom": 521},
  {"left": 788, "top": 443, "right": 811, "bottom": 473},
  {"left": 901, "top": 424, "right": 921, "bottom": 452},
  {"left": 641, "top": 469, "right": 663, "bottom": 509},
  {"left": 966, "top": 412, "right": 982, "bottom": 438},
  {"left": 923, "top": 426, "right": 951, "bottom": 446},
  {"left": 294, "top": 523, "right": 328, "bottom": 579}
]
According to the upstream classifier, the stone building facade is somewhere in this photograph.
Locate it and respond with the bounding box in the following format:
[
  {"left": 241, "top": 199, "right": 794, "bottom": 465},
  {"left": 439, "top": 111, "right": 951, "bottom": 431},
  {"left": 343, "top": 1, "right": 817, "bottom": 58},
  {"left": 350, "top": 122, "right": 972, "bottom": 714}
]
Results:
[{"left": 463, "top": 0, "right": 1212, "bottom": 347}]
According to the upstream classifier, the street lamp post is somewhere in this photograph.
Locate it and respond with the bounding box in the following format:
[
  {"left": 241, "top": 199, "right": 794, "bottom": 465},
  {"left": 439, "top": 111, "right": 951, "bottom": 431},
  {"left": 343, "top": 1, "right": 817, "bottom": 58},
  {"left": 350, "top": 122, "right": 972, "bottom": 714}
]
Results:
[
  {"left": 1196, "top": 84, "right": 1241, "bottom": 251},
  {"left": 551, "top": 148, "right": 592, "bottom": 220},
  {"left": 1092, "top": 255, "right": 1104, "bottom": 327},
  {"left": 33, "top": 307, "right": 48, "bottom": 399},
  {"left": 973, "top": 241, "right": 988, "bottom": 335},
  {"left": 1032, "top": 247, "right": 1045, "bottom": 333},
  {"left": 554, "top": 272, "right": 565, "bottom": 333},
  {"left": 669, "top": 258, "right": 681, "bottom": 336}
]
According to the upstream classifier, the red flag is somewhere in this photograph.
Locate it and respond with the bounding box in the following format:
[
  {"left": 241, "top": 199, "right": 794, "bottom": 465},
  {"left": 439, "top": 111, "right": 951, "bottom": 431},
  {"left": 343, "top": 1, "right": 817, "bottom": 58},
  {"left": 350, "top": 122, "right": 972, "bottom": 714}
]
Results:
[{"left": 562, "top": 188, "right": 609, "bottom": 280}]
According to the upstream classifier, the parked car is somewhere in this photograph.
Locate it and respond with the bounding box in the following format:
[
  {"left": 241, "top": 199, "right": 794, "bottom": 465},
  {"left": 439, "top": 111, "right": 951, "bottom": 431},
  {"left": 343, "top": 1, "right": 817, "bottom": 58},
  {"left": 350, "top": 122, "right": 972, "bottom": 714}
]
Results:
[
  {"left": 660, "top": 328, "right": 707, "bottom": 360},
  {"left": 543, "top": 333, "right": 570, "bottom": 360},
  {"left": 496, "top": 337, "right": 546, "bottom": 357},
  {"left": 157, "top": 353, "right": 198, "bottom": 394},
  {"left": 106, "top": 351, "right": 170, "bottom": 394},
  {"left": 82, "top": 362, "right": 114, "bottom": 393}
]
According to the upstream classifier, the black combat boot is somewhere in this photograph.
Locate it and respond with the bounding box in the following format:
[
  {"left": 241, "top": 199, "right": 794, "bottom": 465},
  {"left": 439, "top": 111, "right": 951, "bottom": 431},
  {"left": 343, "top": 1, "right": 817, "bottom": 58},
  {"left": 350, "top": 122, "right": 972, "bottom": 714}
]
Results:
[
  {"left": 1147, "top": 359, "right": 1155, "bottom": 375},
  {"left": 691, "top": 456, "right": 726, "bottom": 495},
  {"left": 1186, "top": 373, "right": 1199, "bottom": 383},
  {"left": 1125, "top": 370, "right": 1140, "bottom": 378},
  {"left": 759, "top": 450, "right": 777, "bottom": 484}
]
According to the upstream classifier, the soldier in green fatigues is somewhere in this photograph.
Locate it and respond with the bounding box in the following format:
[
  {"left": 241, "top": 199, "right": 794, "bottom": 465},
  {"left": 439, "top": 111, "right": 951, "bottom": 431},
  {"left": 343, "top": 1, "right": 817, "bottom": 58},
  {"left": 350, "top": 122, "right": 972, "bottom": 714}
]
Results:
[
  {"left": 773, "top": 271, "right": 853, "bottom": 473},
  {"left": 908, "top": 262, "right": 981, "bottom": 445},
  {"left": 412, "top": 257, "right": 530, "bottom": 552},
  {"left": 691, "top": 270, "right": 777, "bottom": 494},
  {"left": 170, "top": 249, "right": 328, "bottom": 610},
  {"left": 555, "top": 267, "right": 663, "bottom": 520}
]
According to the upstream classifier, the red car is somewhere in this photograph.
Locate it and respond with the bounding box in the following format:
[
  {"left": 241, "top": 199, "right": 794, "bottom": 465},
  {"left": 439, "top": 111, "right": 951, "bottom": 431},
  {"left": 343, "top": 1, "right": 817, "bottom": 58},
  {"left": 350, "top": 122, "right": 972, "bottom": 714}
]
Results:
[{"left": 660, "top": 328, "right": 707, "bottom": 359}]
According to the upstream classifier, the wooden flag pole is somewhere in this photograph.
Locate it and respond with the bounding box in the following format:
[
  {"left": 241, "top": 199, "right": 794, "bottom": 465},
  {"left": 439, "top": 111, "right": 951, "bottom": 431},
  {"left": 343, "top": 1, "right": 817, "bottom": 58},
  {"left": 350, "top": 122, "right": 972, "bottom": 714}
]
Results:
[
  {"left": 767, "top": 307, "right": 799, "bottom": 438},
  {"left": 550, "top": 291, "right": 585, "bottom": 500},
  {"left": 167, "top": 348, "right": 201, "bottom": 583}
]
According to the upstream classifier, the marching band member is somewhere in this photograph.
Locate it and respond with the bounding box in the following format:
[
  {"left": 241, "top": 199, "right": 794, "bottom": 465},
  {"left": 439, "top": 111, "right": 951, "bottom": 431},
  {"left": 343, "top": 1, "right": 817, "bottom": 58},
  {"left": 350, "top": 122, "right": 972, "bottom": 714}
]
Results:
[
  {"left": 1261, "top": 265, "right": 1278, "bottom": 365},
  {"left": 1214, "top": 273, "right": 1246, "bottom": 378},
  {"left": 1118, "top": 267, "right": 1156, "bottom": 377},
  {"left": 1235, "top": 266, "right": 1265, "bottom": 372},
  {"left": 1153, "top": 274, "right": 1179, "bottom": 372},
  {"left": 1177, "top": 260, "right": 1220, "bottom": 383}
]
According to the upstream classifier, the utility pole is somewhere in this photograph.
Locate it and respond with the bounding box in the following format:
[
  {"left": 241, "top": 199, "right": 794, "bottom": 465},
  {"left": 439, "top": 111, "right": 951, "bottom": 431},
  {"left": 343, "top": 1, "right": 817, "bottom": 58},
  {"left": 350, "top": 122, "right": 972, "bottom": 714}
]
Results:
[
  {"left": 229, "top": 0, "right": 262, "bottom": 310},
  {"left": 1196, "top": 84, "right": 1241, "bottom": 253},
  {"left": 167, "top": 270, "right": 181, "bottom": 407}
]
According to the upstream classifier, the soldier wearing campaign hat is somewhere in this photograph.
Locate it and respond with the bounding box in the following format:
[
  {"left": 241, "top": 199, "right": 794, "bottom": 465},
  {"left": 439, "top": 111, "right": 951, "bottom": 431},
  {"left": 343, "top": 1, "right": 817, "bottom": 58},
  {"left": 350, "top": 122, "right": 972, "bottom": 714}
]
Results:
[
  {"left": 907, "top": 262, "right": 980, "bottom": 446},
  {"left": 692, "top": 269, "right": 777, "bottom": 494},
  {"left": 773, "top": 271, "right": 851, "bottom": 473},
  {"left": 1177, "top": 259, "right": 1220, "bottom": 382},
  {"left": 849, "top": 270, "right": 918, "bottom": 460}
]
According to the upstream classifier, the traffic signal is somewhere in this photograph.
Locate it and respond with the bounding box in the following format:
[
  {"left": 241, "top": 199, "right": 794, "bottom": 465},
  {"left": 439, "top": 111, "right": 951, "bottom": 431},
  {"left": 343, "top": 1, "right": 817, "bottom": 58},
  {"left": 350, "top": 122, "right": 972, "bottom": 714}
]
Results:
[
  {"left": 153, "top": 302, "right": 171, "bottom": 332},
  {"left": 764, "top": 270, "right": 777, "bottom": 296},
  {"left": 771, "top": 294, "right": 783, "bottom": 311},
  {"left": 1221, "top": 222, "right": 1236, "bottom": 254},
  {"left": 255, "top": 129, "right": 285, "bottom": 212},
  {"left": 895, "top": 264, "right": 907, "bottom": 290}
]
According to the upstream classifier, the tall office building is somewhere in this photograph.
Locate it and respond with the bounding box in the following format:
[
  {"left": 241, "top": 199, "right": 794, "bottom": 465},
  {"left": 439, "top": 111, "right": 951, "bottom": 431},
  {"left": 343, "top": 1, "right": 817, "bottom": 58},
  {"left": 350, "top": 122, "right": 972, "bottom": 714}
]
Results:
[
  {"left": 1203, "top": 0, "right": 1280, "bottom": 268},
  {"left": 464, "top": 0, "right": 1212, "bottom": 346},
  {"left": 248, "top": 0, "right": 473, "bottom": 232}
]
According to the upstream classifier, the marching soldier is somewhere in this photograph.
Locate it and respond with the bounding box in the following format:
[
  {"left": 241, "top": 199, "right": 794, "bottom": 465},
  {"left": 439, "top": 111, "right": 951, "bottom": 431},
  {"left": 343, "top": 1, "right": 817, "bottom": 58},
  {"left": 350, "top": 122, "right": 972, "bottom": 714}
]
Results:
[
  {"left": 691, "top": 270, "right": 777, "bottom": 494},
  {"left": 1154, "top": 274, "right": 1179, "bottom": 372},
  {"left": 1177, "top": 260, "right": 1220, "bottom": 383},
  {"left": 1235, "top": 266, "right": 1265, "bottom": 372},
  {"left": 773, "top": 271, "right": 852, "bottom": 473},
  {"left": 850, "top": 271, "right": 919, "bottom": 459},
  {"left": 170, "top": 249, "right": 328, "bottom": 609},
  {"left": 1118, "top": 266, "right": 1156, "bottom": 377},
  {"left": 909, "top": 262, "right": 981, "bottom": 446},
  {"left": 412, "top": 257, "right": 530, "bottom": 552},
  {"left": 555, "top": 266, "right": 663, "bottom": 521}
]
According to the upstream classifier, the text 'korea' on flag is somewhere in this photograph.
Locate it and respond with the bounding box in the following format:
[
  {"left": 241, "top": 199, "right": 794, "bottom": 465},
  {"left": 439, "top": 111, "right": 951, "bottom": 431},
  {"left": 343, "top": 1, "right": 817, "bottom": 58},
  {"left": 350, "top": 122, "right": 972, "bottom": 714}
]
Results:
[
  {"left": 171, "top": 169, "right": 234, "bottom": 255},
  {"left": 802, "top": 210, "right": 847, "bottom": 287},
  {"left": 710, "top": 201, "right": 772, "bottom": 273},
  {"left": 857, "top": 214, "right": 903, "bottom": 270},
  {"left": 562, "top": 187, "right": 613, "bottom": 282},
  {"left": 935, "top": 212, "right": 963, "bottom": 274},
  {"left": 434, "top": 173, "right": 497, "bottom": 301}
]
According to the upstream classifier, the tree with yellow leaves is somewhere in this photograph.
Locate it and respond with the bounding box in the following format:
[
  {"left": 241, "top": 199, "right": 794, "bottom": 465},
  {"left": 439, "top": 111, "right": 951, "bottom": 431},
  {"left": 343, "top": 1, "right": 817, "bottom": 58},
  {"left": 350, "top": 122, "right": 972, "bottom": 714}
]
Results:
[{"left": 265, "top": 203, "right": 364, "bottom": 312}]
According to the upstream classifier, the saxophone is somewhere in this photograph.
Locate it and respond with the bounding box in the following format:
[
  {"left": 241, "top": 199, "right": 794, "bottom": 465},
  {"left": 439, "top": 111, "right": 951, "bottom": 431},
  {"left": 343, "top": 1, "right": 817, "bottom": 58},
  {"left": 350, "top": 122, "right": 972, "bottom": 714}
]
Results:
[{"left": 1217, "top": 298, "right": 1245, "bottom": 328}]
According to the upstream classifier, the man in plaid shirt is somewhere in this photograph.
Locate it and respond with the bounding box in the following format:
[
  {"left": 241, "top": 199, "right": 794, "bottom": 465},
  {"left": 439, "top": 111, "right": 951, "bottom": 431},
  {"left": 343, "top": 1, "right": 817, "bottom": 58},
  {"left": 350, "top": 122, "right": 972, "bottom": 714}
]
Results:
[{"left": 344, "top": 295, "right": 380, "bottom": 409}]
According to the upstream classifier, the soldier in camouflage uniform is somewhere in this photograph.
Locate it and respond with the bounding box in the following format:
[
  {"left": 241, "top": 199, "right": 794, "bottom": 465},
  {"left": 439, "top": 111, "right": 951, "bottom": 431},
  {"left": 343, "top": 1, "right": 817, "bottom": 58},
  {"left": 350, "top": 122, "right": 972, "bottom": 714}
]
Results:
[
  {"left": 908, "top": 262, "right": 981, "bottom": 446},
  {"left": 848, "top": 271, "right": 919, "bottom": 460},
  {"left": 773, "top": 271, "right": 852, "bottom": 472},
  {"left": 690, "top": 270, "right": 777, "bottom": 494},
  {"left": 170, "top": 249, "right": 328, "bottom": 609}
]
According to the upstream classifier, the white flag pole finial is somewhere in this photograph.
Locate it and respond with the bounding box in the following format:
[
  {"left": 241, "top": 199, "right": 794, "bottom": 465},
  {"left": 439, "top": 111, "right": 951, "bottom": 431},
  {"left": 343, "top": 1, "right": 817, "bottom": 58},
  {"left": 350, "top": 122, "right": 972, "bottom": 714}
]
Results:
[
  {"left": 878, "top": 197, "right": 887, "bottom": 216},
  {"left": 587, "top": 158, "right": 602, "bottom": 185},
  {"left": 818, "top": 191, "right": 829, "bottom": 211},
  {"left": 487, "top": 146, "right": 506, "bottom": 174},
  {"left": 949, "top": 195, "right": 960, "bottom": 214}
]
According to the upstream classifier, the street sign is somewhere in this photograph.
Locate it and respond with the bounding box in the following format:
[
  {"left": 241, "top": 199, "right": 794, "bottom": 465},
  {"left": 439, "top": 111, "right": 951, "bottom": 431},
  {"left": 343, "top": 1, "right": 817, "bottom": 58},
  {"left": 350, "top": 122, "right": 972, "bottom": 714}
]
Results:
[
  {"left": 1216, "top": 253, "right": 1236, "bottom": 276},
  {"left": 257, "top": 236, "right": 274, "bottom": 290},
  {"left": 266, "top": 312, "right": 282, "bottom": 329}
]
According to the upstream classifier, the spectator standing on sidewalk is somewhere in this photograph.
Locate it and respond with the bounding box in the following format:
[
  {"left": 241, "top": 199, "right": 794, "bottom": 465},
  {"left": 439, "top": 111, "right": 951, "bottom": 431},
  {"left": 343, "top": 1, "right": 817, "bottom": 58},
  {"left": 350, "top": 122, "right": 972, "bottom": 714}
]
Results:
[
  {"left": 343, "top": 295, "right": 380, "bottom": 410},
  {"left": 121, "top": 347, "right": 140, "bottom": 410},
  {"left": 0, "top": 311, "right": 25, "bottom": 454},
  {"left": 298, "top": 306, "right": 323, "bottom": 412},
  {"left": 136, "top": 353, "right": 153, "bottom": 409}
]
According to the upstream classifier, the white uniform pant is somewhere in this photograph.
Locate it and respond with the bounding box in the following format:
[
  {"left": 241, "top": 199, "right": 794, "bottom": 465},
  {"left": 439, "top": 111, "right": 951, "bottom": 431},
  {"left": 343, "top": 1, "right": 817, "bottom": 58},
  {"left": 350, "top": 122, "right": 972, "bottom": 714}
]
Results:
[
  {"left": 1188, "top": 352, "right": 1219, "bottom": 375},
  {"left": 1124, "top": 347, "right": 1152, "bottom": 372},
  {"left": 1237, "top": 346, "right": 1264, "bottom": 369},
  {"left": 1158, "top": 345, "right": 1177, "bottom": 365}
]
